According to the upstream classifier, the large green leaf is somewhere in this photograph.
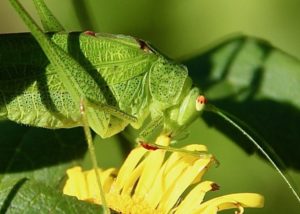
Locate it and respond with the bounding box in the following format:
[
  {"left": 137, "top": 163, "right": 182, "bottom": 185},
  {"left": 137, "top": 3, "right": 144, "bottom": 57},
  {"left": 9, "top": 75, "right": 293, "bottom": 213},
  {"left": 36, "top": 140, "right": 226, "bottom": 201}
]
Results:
[
  {"left": 185, "top": 36, "right": 300, "bottom": 170},
  {"left": 0, "top": 121, "right": 87, "bottom": 184},
  {"left": 0, "top": 121, "right": 102, "bottom": 212}
]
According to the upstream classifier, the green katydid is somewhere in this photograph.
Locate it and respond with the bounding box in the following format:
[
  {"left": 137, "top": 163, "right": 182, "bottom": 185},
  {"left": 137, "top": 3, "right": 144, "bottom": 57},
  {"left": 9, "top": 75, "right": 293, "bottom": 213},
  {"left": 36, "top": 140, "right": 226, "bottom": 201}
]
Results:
[{"left": 1, "top": 0, "right": 300, "bottom": 212}]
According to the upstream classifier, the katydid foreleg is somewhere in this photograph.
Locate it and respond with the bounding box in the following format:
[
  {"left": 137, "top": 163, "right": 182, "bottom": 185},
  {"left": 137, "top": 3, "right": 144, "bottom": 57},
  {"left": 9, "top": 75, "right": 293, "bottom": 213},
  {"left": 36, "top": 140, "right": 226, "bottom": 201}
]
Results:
[{"left": 80, "top": 99, "right": 108, "bottom": 213}]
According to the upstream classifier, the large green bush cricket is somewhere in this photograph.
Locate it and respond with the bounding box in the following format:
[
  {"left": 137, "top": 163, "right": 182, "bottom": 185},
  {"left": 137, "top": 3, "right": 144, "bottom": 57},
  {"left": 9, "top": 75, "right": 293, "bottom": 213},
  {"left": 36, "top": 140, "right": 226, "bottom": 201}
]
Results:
[{"left": 1, "top": 0, "right": 300, "bottom": 212}]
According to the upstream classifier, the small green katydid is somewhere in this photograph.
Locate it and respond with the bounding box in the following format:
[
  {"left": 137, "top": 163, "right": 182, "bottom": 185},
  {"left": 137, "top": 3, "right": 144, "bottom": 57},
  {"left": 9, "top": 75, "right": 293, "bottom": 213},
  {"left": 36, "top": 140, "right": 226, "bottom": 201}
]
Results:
[{"left": 1, "top": 0, "right": 299, "bottom": 211}]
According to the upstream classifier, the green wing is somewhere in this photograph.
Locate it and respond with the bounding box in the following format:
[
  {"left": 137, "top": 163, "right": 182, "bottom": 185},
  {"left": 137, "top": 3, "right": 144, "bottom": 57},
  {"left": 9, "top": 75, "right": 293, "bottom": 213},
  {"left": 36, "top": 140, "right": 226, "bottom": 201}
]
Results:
[
  {"left": 65, "top": 32, "right": 158, "bottom": 84},
  {"left": 0, "top": 32, "right": 156, "bottom": 130}
]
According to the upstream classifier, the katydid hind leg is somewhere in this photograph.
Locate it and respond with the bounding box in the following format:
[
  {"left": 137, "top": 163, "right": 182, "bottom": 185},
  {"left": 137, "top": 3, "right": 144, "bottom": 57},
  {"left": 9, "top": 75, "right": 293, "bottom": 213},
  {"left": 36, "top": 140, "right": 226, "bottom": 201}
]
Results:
[
  {"left": 9, "top": 1, "right": 111, "bottom": 212},
  {"left": 9, "top": 0, "right": 137, "bottom": 131},
  {"left": 9, "top": 0, "right": 96, "bottom": 105},
  {"left": 32, "top": 0, "right": 64, "bottom": 32}
]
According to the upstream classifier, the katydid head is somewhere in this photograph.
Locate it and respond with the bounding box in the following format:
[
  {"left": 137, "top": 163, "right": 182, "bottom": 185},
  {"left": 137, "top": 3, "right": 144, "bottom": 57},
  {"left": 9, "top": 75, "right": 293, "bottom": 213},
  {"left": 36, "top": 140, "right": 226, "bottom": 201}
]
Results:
[
  {"left": 147, "top": 56, "right": 208, "bottom": 140},
  {"left": 164, "top": 87, "right": 207, "bottom": 139}
]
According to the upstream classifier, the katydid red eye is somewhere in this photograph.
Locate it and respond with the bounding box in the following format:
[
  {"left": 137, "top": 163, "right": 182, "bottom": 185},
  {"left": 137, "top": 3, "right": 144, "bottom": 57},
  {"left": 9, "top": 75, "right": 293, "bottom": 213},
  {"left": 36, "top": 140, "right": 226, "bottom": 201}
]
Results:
[
  {"left": 196, "top": 95, "right": 207, "bottom": 111},
  {"left": 197, "top": 95, "right": 207, "bottom": 104}
]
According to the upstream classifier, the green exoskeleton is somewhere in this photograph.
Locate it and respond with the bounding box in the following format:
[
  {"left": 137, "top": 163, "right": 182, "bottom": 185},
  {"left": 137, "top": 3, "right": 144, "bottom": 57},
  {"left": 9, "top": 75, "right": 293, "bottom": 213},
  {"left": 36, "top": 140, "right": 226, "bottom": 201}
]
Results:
[
  {"left": 1, "top": 2, "right": 205, "bottom": 142},
  {"left": 1, "top": 0, "right": 299, "bottom": 211}
]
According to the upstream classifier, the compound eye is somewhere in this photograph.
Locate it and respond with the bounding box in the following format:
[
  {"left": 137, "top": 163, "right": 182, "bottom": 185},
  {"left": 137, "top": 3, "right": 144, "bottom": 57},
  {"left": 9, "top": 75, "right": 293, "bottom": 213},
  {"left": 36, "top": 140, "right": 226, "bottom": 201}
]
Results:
[{"left": 196, "top": 95, "right": 207, "bottom": 111}]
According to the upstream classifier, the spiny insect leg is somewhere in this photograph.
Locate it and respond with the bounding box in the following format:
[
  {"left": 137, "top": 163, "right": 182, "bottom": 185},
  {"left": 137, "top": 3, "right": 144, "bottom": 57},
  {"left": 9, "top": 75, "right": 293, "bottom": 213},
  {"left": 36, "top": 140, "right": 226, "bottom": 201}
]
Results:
[
  {"left": 139, "top": 135, "right": 213, "bottom": 160},
  {"left": 32, "top": 0, "right": 64, "bottom": 32}
]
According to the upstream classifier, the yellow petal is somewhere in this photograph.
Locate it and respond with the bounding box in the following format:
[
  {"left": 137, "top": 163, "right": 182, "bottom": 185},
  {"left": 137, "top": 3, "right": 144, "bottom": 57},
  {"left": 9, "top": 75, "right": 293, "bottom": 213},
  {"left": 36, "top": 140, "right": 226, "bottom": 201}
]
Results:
[
  {"left": 114, "top": 147, "right": 147, "bottom": 191},
  {"left": 174, "top": 181, "right": 216, "bottom": 214},
  {"left": 85, "top": 168, "right": 117, "bottom": 200},
  {"left": 145, "top": 151, "right": 186, "bottom": 208},
  {"left": 63, "top": 166, "right": 89, "bottom": 200},
  {"left": 101, "top": 168, "right": 118, "bottom": 192},
  {"left": 146, "top": 144, "right": 209, "bottom": 208},
  {"left": 158, "top": 158, "right": 212, "bottom": 212},
  {"left": 194, "top": 193, "right": 264, "bottom": 214},
  {"left": 121, "top": 161, "right": 144, "bottom": 194},
  {"left": 63, "top": 141, "right": 264, "bottom": 214},
  {"left": 135, "top": 149, "right": 166, "bottom": 196},
  {"left": 146, "top": 147, "right": 197, "bottom": 207},
  {"left": 63, "top": 166, "right": 117, "bottom": 204}
]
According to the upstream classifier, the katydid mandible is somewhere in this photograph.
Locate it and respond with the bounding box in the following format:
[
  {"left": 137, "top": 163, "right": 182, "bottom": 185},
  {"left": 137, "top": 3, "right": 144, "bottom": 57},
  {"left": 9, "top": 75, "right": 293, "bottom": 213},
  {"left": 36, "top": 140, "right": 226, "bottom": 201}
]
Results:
[{"left": 2, "top": 0, "right": 300, "bottom": 208}]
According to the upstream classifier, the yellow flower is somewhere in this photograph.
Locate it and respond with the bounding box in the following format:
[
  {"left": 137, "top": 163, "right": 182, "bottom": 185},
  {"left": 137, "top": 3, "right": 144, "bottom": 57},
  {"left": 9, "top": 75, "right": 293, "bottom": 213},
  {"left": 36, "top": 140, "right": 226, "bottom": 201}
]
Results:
[{"left": 63, "top": 135, "right": 264, "bottom": 214}]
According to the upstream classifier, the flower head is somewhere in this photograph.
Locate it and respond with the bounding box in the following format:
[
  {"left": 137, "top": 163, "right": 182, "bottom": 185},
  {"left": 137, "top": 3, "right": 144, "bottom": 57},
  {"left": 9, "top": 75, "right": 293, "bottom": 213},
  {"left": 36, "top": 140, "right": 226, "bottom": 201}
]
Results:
[{"left": 63, "top": 135, "right": 264, "bottom": 213}]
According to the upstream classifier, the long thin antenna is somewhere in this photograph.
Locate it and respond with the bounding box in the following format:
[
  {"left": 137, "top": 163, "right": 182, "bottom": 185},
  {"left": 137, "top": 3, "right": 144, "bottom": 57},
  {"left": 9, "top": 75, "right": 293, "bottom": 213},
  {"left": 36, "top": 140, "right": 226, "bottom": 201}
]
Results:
[{"left": 205, "top": 104, "right": 300, "bottom": 203}]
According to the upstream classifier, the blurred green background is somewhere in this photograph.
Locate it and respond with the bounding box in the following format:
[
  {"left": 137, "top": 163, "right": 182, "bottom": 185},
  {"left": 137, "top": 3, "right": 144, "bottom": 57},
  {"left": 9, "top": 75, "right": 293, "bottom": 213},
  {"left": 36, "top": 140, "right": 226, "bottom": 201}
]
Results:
[{"left": 1, "top": 0, "right": 300, "bottom": 213}]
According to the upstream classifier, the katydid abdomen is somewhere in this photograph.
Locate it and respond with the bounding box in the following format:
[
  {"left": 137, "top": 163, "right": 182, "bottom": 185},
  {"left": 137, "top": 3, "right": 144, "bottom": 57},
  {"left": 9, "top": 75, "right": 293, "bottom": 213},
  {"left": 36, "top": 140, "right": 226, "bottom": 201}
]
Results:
[{"left": 0, "top": 32, "right": 195, "bottom": 139}]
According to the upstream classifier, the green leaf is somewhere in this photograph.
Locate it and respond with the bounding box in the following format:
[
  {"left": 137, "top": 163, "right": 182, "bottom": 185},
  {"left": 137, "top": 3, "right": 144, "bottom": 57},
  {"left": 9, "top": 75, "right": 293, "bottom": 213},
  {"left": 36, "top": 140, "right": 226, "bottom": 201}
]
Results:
[
  {"left": 0, "top": 121, "right": 87, "bottom": 186},
  {"left": 185, "top": 36, "right": 300, "bottom": 170},
  {"left": 0, "top": 178, "right": 101, "bottom": 213},
  {"left": 0, "top": 121, "right": 105, "bottom": 212}
]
